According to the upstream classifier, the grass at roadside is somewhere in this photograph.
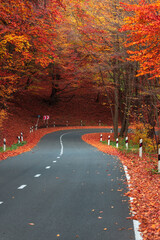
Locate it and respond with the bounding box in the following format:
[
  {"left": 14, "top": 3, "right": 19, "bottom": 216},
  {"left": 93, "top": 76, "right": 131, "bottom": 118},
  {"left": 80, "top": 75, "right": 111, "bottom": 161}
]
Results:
[
  {"left": 102, "top": 138, "right": 140, "bottom": 154},
  {"left": 0, "top": 141, "right": 27, "bottom": 152}
]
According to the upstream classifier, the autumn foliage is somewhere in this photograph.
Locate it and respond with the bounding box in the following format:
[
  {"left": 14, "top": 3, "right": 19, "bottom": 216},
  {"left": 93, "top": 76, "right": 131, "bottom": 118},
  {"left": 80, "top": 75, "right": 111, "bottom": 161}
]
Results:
[
  {"left": 120, "top": 0, "right": 160, "bottom": 79},
  {"left": 0, "top": 0, "right": 160, "bottom": 237},
  {"left": 0, "top": 0, "right": 63, "bottom": 125}
]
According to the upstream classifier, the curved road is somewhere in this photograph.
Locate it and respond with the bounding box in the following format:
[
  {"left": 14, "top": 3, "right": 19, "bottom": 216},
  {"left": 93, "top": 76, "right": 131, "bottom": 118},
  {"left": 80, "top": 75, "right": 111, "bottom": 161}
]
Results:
[{"left": 0, "top": 129, "right": 135, "bottom": 240}]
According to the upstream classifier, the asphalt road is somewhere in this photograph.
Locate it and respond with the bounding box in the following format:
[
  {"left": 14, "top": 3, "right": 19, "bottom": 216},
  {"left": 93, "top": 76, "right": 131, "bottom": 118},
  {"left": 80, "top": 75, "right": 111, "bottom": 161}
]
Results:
[{"left": 0, "top": 129, "right": 135, "bottom": 240}]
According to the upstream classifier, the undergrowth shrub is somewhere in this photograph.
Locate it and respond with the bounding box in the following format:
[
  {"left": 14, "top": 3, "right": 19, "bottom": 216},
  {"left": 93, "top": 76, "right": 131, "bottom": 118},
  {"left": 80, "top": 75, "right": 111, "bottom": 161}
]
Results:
[{"left": 131, "top": 122, "right": 156, "bottom": 153}]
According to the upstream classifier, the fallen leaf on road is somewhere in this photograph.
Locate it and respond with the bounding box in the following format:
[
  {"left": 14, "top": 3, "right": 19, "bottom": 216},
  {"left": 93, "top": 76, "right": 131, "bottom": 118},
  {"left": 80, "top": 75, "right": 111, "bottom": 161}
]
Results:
[
  {"left": 76, "top": 235, "right": 79, "bottom": 238},
  {"left": 111, "top": 206, "right": 114, "bottom": 208},
  {"left": 118, "top": 228, "right": 125, "bottom": 231},
  {"left": 28, "top": 223, "right": 35, "bottom": 226},
  {"left": 99, "top": 211, "right": 103, "bottom": 213},
  {"left": 98, "top": 216, "right": 102, "bottom": 219},
  {"left": 56, "top": 177, "right": 59, "bottom": 179},
  {"left": 117, "top": 189, "right": 123, "bottom": 192},
  {"left": 92, "top": 209, "right": 95, "bottom": 212},
  {"left": 104, "top": 228, "right": 108, "bottom": 231},
  {"left": 57, "top": 234, "right": 60, "bottom": 237}
]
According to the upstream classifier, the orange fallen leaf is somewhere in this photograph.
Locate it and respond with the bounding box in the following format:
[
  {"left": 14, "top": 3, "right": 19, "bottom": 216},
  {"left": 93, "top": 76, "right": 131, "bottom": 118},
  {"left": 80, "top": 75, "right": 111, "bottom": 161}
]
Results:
[
  {"left": 104, "top": 228, "right": 108, "bottom": 231},
  {"left": 28, "top": 223, "right": 35, "bottom": 226}
]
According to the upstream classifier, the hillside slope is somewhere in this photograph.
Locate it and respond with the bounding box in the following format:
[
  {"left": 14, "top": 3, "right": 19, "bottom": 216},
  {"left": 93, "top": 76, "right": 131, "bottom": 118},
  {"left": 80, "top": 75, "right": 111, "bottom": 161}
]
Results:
[{"left": 1, "top": 84, "right": 112, "bottom": 146}]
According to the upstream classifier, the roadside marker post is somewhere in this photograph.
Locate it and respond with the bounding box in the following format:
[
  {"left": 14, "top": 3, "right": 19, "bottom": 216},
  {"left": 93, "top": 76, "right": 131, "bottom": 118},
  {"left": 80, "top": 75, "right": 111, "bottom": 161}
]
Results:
[
  {"left": 66, "top": 121, "right": 68, "bottom": 127},
  {"left": 21, "top": 133, "right": 23, "bottom": 142},
  {"left": 32, "top": 126, "right": 34, "bottom": 132},
  {"left": 30, "top": 127, "right": 32, "bottom": 133},
  {"left": 35, "top": 124, "right": 38, "bottom": 131},
  {"left": 139, "top": 139, "right": 143, "bottom": 158},
  {"left": 54, "top": 121, "right": 56, "bottom": 127},
  {"left": 81, "top": 120, "right": 83, "bottom": 126},
  {"left": 99, "top": 120, "right": 101, "bottom": 126},
  {"left": 36, "top": 115, "right": 40, "bottom": 128},
  {"left": 17, "top": 136, "right": 20, "bottom": 144},
  {"left": 3, "top": 138, "right": 6, "bottom": 151},
  {"left": 46, "top": 115, "right": 49, "bottom": 128},
  {"left": 110, "top": 128, "right": 113, "bottom": 133},
  {"left": 158, "top": 148, "right": 160, "bottom": 173},
  {"left": 108, "top": 135, "right": 110, "bottom": 145},
  {"left": 125, "top": 136, "right": 128, "bottom": 150},
  {"left": 100, "top": 134, "right": 103, "bottom": 142},
  {"left": 116, "top": 138, "right": 118, "bottom": 148}
]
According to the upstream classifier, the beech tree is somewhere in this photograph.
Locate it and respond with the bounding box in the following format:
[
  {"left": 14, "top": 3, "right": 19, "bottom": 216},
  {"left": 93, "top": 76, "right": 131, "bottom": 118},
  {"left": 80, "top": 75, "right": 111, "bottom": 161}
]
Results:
[
  {"left": 121, "top": 0, "right": 160, "bottom": 145},
  {"left": 65, "top": 0, "right": 139, "bottom": 138},
  {"left": 0, "top": 0, "right": 63, "bottom": 125}
]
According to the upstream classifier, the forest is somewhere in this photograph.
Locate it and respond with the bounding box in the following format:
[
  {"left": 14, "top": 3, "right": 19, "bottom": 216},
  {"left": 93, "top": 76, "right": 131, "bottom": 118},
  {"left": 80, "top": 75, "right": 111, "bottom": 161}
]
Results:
[
  {"left": 0, "top": 0, "right": 160, "bottom": 146},
  {"left": 0, "top": 1, "right": 160, "bottom": 239}
]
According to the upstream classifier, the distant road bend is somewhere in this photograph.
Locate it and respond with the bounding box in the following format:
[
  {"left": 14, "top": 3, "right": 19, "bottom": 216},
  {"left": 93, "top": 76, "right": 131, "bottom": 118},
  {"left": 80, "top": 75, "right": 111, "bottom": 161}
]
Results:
[{"left": 0, "top": 129, "right": 140, "bottom": 240}]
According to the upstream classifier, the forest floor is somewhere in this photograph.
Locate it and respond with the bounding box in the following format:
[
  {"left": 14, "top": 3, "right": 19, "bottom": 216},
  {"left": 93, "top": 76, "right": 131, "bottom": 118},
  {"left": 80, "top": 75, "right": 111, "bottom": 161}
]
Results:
[
  {"left": 0, "top": 83, "right": 159, "bottom": 240},
  {"left": 1, "top": 82, "right": 112, "bottom": 147}
]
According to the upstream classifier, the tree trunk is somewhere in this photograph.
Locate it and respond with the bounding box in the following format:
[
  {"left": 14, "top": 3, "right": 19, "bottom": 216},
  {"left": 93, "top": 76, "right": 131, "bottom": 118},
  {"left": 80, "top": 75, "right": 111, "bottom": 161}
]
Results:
[
  {"left": 114, "top": 84, "right": 119, "bottom": 139},
  {"left": 50, "top": 83, "right": 57, "bottom": 104}
]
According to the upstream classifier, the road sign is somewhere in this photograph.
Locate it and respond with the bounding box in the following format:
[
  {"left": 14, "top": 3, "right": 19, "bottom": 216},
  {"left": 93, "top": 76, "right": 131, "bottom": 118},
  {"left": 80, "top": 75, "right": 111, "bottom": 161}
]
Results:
[{"left": 43, "top": 115, "right": 49, "bottom": 120}]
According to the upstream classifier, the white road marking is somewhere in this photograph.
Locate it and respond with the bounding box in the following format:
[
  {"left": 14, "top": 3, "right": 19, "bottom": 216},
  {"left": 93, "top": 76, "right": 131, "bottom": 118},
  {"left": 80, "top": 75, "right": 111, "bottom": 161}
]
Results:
[
  {"left": 45, "top": 166, "right": 51, "bottom": 169},
  {"left": 34, "top": 174, "right": 41, "bottom": 178},
  {"left": 53, "top": 161, "right": 57, "bottom": 163},
  {"left": 0, "top": 202, "right": 3, "bottom": 204},
  {"left": 17, "top": 185, "right": 27, "bottom": 190},
  {"left": 123, "top": 165, "right": 143, "bottom": 240},
  {"left": 59, "top": 132, "right": 70, "bottom": 157}
]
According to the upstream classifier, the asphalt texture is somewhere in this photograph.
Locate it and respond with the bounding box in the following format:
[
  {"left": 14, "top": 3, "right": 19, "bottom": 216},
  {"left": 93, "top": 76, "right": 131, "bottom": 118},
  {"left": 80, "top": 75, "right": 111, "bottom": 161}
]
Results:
[{"left": 0, "top": 129, "right": 135, "bottom": 240}]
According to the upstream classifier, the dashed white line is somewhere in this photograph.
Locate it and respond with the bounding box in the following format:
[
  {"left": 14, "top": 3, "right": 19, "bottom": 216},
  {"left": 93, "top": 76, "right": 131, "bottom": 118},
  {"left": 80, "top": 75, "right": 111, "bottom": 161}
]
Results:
[
  {"left": 34, "top": 174, "right": 41, "bottom": 178},
  {"left": 0, "top": 201, "right": 4, "bottom": 205},
  {"left": 17, "top": 185, "right": 27, "bottom": 190},
  {"left": 57, "top": 156, "right": 60, "bottom": 159},
  {"left": 53, "top": 161, "right": 57, "bottom": 163},
  {"left": 45, "top": 166, "right": 51, "bottom": 169}
]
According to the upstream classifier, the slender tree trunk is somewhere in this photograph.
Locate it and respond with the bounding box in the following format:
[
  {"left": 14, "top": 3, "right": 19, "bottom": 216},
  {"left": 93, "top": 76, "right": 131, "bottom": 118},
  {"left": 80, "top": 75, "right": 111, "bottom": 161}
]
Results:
[{"left": 114, "top": 83, "right": 119, "bottom": 139}]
